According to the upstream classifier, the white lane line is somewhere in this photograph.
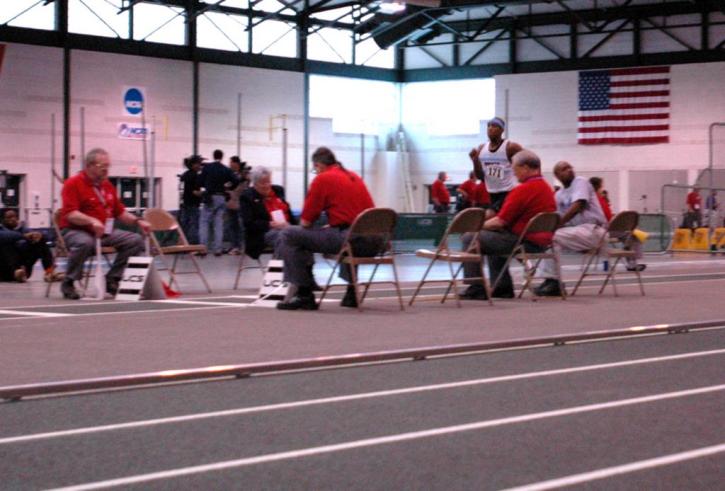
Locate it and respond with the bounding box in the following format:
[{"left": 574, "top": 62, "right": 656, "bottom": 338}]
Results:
[
  {"left": 4, "top": 348, "right": 724, "bottom": 446},
  {"left": 503, "top": 442, "right": 725, "bottom": 491},
  {"left": 158, "top": 300, "right": 250, "bottom": 307},
  {"left": 0, "top": 310, "right": 70, "bottom": 318},
  {"left": 48, "top": 384, "right": 725, "bottom": 491}
]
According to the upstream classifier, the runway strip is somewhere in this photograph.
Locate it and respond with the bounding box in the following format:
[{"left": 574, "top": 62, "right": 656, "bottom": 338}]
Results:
[
  {"left": 2, "top": 347, "right": 723, "bottom": 445},
  {"left": 49, "top": 384, "right": 725, "bottom": 490}
]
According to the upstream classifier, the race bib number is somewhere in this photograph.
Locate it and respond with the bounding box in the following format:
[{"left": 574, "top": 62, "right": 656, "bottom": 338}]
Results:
[{"left": 486, "top": 165, "right": 503, "bottom": 180}]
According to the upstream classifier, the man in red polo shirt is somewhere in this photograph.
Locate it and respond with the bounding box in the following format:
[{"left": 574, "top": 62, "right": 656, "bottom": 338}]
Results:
[
  {"left": 276, "top": 147, "right": 376, "bottom": 310},
  {"left": 460, "top": 149, "right": 556, "bottom": 299},
  {"left": 59, "top": 148, "right": 151, "bottom": 300},
  {"left": 431, "top": 172, "right": 450, "bottom": 213},
  {"left": 456, "top": 171, "right": 477, "bottom": 211}
]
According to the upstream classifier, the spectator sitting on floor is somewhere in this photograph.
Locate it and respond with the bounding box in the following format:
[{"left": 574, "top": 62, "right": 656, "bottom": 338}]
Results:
[
  {"left": 0, "top": 217, "right": 29, "bottom": 283},
  {"left": 240, "top": 166, "right": 297, "bottom": 260},
  {"left": 59, "top": 148, "right": 151, "bottom": 300},
  {"left": 590, "top": 176, "right": 646, "bottom": 272},
  {"left": 459, "top": 149, "right": 556, "bottom": 300},
  {"left": 0, "top": 209, "right": 64, "bottom": 283}
]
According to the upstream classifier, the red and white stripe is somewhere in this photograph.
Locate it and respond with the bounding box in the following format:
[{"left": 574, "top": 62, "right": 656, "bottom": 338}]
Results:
[{"left": 578, "top": 66, "right": 670, "bottom": 145}]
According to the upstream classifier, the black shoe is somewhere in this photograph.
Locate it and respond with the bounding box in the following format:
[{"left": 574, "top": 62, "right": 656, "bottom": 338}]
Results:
[
  {"left": 459, "top": 285, "right": 488, "bottom": 300},
  {"left": 491, "top": 287, "right": 515, "bottom": 299},
  {"left": 106, "top": 278, "right": 120, "bottom": 295},
  {"left": 534, "top": 279, "right": 563, "bottom": 297},
  {"left": 341, "top": 287, "right": 359, "bottom": 308},
  {"left": 307, "top": 265, "right": 322, "bottom": 291},
  {"left": 277, "top": 293, "right": 319, "bottom": 311},
  {"left": 61, "top": 280, "right": 81, "bottom": 300},
  {"left": 213, "top": 252, "right": 223, "bottom": 257},
  {"left": 626, "top": 264, "right": 646, "bottom": 272}
]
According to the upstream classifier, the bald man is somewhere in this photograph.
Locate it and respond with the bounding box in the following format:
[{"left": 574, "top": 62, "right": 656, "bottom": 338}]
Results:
[{"left": 536, "top": 161, "right": 607, "bottom": 296}]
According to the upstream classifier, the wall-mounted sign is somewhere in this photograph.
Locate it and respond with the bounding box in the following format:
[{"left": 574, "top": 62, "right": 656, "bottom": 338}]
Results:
[
  {"left": 122, "top": 86, "right": 145, "bottom": 116},
  {"left": 118, "top": 123, "right": 147, "bottom": 140}
]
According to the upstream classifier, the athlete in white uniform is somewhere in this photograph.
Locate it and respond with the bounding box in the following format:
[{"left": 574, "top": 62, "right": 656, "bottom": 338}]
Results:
[{"left": 469, "top": 117, "right": 523, "bottom": 215}]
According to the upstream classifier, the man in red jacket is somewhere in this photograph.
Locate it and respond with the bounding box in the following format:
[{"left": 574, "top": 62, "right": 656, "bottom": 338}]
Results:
[
  {"left": 276, "top": 147, "right": 376, "bottom": 310},
  {"left": 431, "top": 172, "right": 450, "bottom": 213},
  {"left": 460, "top": 149, "right": 556, "bottom": 299},
  {"left": 59, "top": 148, "right": 151, "bottom": 299}
]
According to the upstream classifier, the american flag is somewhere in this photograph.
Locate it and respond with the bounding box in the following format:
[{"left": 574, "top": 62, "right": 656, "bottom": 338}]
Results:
[{"left": 577, "top": 66, "right": 670, "bottom": 145}]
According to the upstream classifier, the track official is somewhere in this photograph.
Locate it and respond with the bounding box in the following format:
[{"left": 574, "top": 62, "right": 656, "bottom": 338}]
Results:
[{"left": 276, "top": 147, "right": 375, "bottom": 311}]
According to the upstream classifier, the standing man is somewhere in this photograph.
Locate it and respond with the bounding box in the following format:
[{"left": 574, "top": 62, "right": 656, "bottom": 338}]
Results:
[
  {"left": 179, "top": 155, "right": 203, "bottom": 244},
  {"left": 456, "top": 171, "right": 477, "bottom": 211},
  {"left": 535, "top": 162, "right": 608, "bottom": 296},
  {"left": 431, "top": 171, "right": 450, "bottom": 213},
  {"left": 198, "top": 149, "right": 239, "bottom": 256},
  {"left": 468, "top": 117, "right": 523, "bottom": 215},
  {"left": 683, "top": 187, "right": 702, "bottom": 229},
  {"left": 0, "top": 209, "right": 63, "bottom": 282},
  {"left": 59, "top": 148, "right": 151, "bottom": 300},
  {"left": 460, "top": 150, "right": 556, "bottom": 300},
  {"left": 276, "top": 147, "right": 376, "bottom": 311},
  {"left": 224, "top": 156, "right": 248, "bottom": 255}
]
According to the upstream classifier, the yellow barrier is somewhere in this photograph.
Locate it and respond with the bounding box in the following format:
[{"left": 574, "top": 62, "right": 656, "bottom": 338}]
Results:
[
  {"left": 672, "top": 228, "right": 692, "bottom": 250},
  {"left": 712, "top": 227, "right": 725, "bottom": 249},
  {"left": 691, "top": 228, "right": 710, "bottom": 250}
]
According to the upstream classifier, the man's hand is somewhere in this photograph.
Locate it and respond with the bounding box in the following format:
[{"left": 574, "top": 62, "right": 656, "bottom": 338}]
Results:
[
  {"left": 269, "top": 221, "right": 288, "bottom": 230},
  {"left": 24, "top": 232, "right": 43, "bottom": 243},
  {"left": 91, "top": 218, "right": 105, "bottom": 238},
  {"left": 137, "top": 219, "right": 152, "bottom": 235},
  {"left": 469, "top": 144, "right": 484, "bottom": 162}
]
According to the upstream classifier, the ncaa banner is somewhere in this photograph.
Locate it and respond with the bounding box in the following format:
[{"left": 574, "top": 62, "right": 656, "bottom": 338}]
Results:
[
  {"left": 122, "top": 86, "right": 146, "bottom": 116},
  {"left": 117, "top": 123, "right": 148, "bottom": 140}
]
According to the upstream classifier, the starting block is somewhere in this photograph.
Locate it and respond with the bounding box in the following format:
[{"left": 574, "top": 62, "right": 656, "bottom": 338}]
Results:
[
  {"left": 255, "top": 259, "right": 289, "bottom": 307},
  {"left": 116, "top": 257, "right": 166, "bottom": 301}
]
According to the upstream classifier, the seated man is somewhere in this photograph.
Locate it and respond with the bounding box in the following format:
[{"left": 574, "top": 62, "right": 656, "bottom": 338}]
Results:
[
  {"left": 0, "top": 209, "right": 63, "bottom": 282},
  {"left": 460, "top": 150, "right": 556, "bottom": 299},
  {"left": 0, "top": 222, "right": 28, "bottom": 282},
  {"left": 276, "top": 147, "right": 376, "bottom": 310},
  {"left": 240, "top": 166, "right": 297, "bottom": 259},
  {"left": 535, "top": 161, "right": 608, "bottom": 296},
  {"left": 59, "top": 148, "right": 151, "bottom": 300}
]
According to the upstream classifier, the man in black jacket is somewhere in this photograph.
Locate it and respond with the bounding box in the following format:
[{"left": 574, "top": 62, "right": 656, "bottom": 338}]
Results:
[
  {"left": 240, "top": 166, "right": 296, "bottom": 259},
  {"left": 198, "top": 149, "right": 239, "bottom": 256},
  {"left": 0, "top": 208, "right": 63, "bottom": 282},
  {"left": 179, "top": 155, "right": 202, "bottom": 244}
]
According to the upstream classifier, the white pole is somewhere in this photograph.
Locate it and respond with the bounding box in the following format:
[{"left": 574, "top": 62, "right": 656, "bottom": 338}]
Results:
[
  {"left": 149, "top": 116, "right": 156, "bottom": 210},
  {"left": 80, "top": 106, "right": 86, "bottom": 168},
  {"left": 50, "top": 113, "right": 56, "bottom": 214},
  {"left": 236, "top": 93, "right": 242, "bottom": 158},
  {"left": 282, "top": 116, "right": 288, "bottom": 190}
]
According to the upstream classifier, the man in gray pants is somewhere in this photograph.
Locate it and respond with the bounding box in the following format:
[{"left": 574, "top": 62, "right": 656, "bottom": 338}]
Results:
[{"left": 59, "top": 148, "right": 151, "bottom": 300}]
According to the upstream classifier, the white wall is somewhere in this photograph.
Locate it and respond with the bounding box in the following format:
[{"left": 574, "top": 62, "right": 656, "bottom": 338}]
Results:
[
  {"left": 406, "top": 61, "right": 725, "bottom": 213},
  {"left": 0, "top": 44, "right": 63, "bottom": 227}
]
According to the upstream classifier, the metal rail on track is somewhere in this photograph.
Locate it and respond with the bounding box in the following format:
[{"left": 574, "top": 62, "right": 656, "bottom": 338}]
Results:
[{"left": 1, "top": 320, "right": 723, "bottom": 402}]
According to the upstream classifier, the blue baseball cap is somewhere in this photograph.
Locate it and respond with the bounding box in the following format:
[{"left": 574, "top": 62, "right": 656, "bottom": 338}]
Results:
[{"left": 488, "top": 117, "right": 506, "bottom": 129}]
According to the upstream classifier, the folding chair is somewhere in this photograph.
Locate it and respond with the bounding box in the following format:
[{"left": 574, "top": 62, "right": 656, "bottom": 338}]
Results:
[
  {"left": 143, "top": 208, "right": 212, "bottom": 293},
  {"left": 45, "top": 210, "right": 116, "bottom": 298},
  {"left": 409, "top": 207, "right": 492, "bottom": 307},
  {"left": 571, "top": 210, "right": 645, "bottom": 297},
  {"left": 233, "top": 245, "right": 273, "bottom": 290},
  {"left": 491, "top": 212, "right": 565, "bottom": 300},
  {"left": 317, "top": 208, "right": 404, "bottom": 311}
]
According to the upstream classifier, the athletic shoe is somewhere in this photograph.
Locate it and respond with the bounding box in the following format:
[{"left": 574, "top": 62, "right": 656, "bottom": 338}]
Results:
[
  {"left": 459, "top": 285, "right": 488, "bottom": 300},
  {"left": 13, "top": 268, "right": 27, "bottom": 283},
  {"left": 277, "top": 293, "right": 319, "bottom": 311},
  {"left": 44, "top": 270, "right": 65, "bottom": 282},
  {"left": 626, "top": 264, "right": 646, "bottom": 272},
  {"left": 228, "top": 248, "right": 241, "bottom": 256},
  {"left": 61, "top": 280, "right": 81, "bottom": 300},
  {"left": 340, "top": 286, "right": 359, "bottom": 308},
  {"left": 534, "top": 279, "right": 563, "bottom": 297}
]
